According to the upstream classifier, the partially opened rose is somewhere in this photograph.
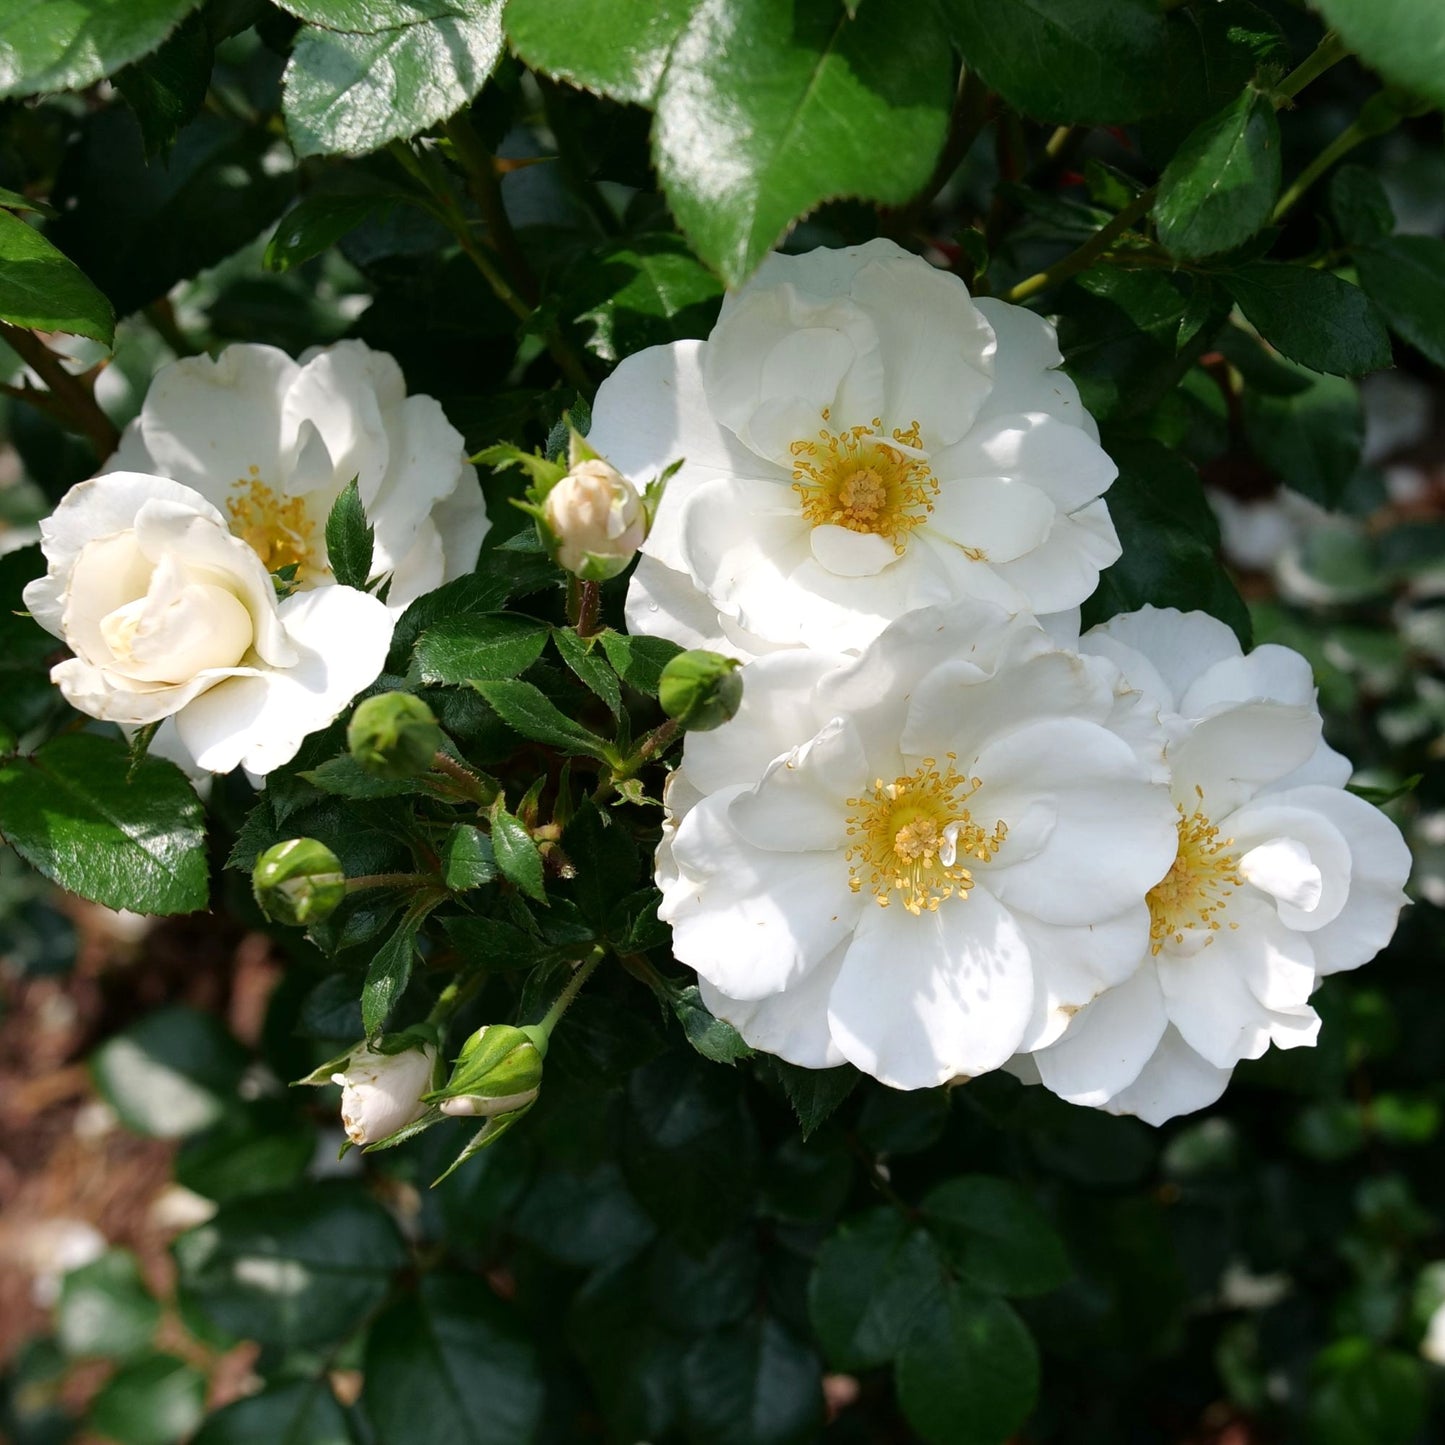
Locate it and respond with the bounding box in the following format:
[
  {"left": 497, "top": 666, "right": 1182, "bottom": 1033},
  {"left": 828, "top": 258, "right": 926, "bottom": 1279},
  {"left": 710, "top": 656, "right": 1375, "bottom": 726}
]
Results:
[
  {"left": 589, "top": 238, "right": 1119, "bottom": 658},
  {"left": 107, "top": 340, "right": 487, "bottom": 609},
  {"left": 24, "top": 472, "right": 393, "bottom": 778},
  {"left": 1023, "top": 607, "right": 1412, "bottom": 1124},
  {"left": 656, "top": 602, "right": 1178, "bottom": 1087}
]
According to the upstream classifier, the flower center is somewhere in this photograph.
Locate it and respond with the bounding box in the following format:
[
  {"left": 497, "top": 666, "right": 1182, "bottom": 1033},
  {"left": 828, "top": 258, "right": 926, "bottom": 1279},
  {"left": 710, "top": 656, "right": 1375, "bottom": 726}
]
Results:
[
  {"left": 846, "top": 756, "right": 1007, "bottom": 915},
  {"left": 1147, "top": 789, "right": 1243, "bottom": 954},
  {"left": 791, "top": 412, "right": 938, "bottom": 552},
  {"left": 226, "top": 467, "right": 321, "bottom": 581}
]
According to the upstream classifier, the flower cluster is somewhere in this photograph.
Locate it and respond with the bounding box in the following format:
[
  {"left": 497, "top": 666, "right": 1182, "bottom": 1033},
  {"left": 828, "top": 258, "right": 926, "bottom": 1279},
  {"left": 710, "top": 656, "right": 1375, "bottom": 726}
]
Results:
[
  {"left": 612, "top": 241, "right": 1412, "bottom": 1124},
  {"left": 25, "top": 341, "right": 486, "bottom": 779}
]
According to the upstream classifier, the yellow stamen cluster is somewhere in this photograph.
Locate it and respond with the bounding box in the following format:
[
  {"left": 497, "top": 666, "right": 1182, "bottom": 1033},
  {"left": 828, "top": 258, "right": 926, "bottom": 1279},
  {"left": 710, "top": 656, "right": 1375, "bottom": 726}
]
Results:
[
  {"left": 1146, "top": 787, "right": 1243, "bottom": 954},
  {"left": 791, "top": 413, "right": 937, "bottom": 553},
  {"left": 846, "top": 756, "right": 1007, "bottom": 915},
  {"left": 226, "top": 467, "right": 320, "bottom": 580}
]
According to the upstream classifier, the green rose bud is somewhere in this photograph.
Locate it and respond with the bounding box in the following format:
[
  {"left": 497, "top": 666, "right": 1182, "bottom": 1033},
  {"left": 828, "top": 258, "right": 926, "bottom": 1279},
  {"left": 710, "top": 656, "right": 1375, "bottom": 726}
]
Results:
[
  {"left": 348, "top": 691, "right": 444, "bottom": 779},
  {"left": 428, "top": 1023, "right": 545, "bottom": 1119},
  {"left": 253, "top": 838, "right": 346, "bottom": 926},
  {"left": 658, "top": 650, "right": 744, "bottom": 732}
]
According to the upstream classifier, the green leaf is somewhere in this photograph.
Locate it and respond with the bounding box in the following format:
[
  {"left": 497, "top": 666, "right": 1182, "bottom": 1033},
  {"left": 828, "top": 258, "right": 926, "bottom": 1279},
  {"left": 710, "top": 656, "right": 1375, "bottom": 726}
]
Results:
[
  {"left": 894, "top": 1284, "right": 1040, "bottom": 1445},
  {"left": 173, "top": 1184, "right": 406, "bottom": 1349},
  {"left": 922, "top": 1176, "right": 1071, "bottom": 1298},
  {"left": 474, "top": 678, "right": 614, "bottom": 760},
  {"left": 681, "top": 1317, "right": 823, "bottom": 1445},
  {"left": 1241, "top": 360, "right": 1363, "bottom": 509},
  {"left": 362, "top": 1273, "right": 543, "bottom": 1445},
  {"left": 192, "top": 1381, "right": 354, "bottom": 1445},
  {"left": 654, "top": 0, "right": 953, "bottom": 284},
  {"left": 0, "top": 546, "right": 64, "bottom": 745},
  {"left": 411, "top": 614, "right": 551, "bottom": 685},
  {"left": 1329, "top": 165, "right": 1395, "bottom": 247},
  {"left": 1310, "top": 0, "right": 1445, "bottom": 113},
  {"left": 56, "top": 1251, "right": 161, "bottom": 1362},
  {"left": 90, "top": 1005, "right": 247, "bottom": 1140},
  {"left": 770, "top": 1060, "right": 857, "bottom": 1140},
  {"left": 942, "top": 0, "right": 1174, "bottom": 124},
  {"left": 599, "top": 630, "right": 684, "bottom": 697},
  {"left": 808, "top": 1210, "right": 947, "bottom": 1370},
  {"left": 670, "top": 985, "right": 754, "bottom": 1064},
  {"left": 175, "top": 1102, "right": 316, "bottom": 1205},
  {"left": 1154, "top": 89, "right": 1280, "bottom": 259},
  {"left": 0, "top": 732, "right": 208, "bottom": 915},
  {"left": 302, "top": 754, "right": 427, "bottom": 799},
  {"left": 441, "top": 824, "right": 496, "bottom": 890},
  {"left": 88, "top": 1353, "right": 205, "bottom": 1445},
  {"left": 443, "top": 913, "right": 549, "bottom": 969},
  {"left": 490, "top": 804, "right": 547, "bottom": 902},
  {"left": 265, "top": 192, "right": 409, "bottom": 273},
  {"left": 112, "top": 11, "right": 212, "bottom": 158},
  {"left": 276, "top": 0, "right": 462, "bottom": 26},
  {"left": 552, "top": 628, "right": 623, "bottom": 718},
  {"left": 0, "top": 0, "right": 204, "bottom": 99},
  {"left": 1223, "top": 263, "right": 1392, "bottom": 377},
  {"left": 283, "top": 4, "right": 507, "bottom": 159},
  {"left": 505, "top": 0, "right": 691, "bottom": 104},
  {"left": 1356, "top": 234, "right": 1445, "bottom": 368},
  {"left": 362, "top": 912, "right": 424, "bottom": 1036},
  {"left": 1082, "top": 438, "right": 1250, "bottom": 644},
  {"left": 325, "top": 478, "right": 375, "bottom": 590},
  {"left": 0, "top": 208, "right": 115, "bottom": 344},
  {"left": 1308, "top": 1340, "right": 1428, "bottom": 1445}
]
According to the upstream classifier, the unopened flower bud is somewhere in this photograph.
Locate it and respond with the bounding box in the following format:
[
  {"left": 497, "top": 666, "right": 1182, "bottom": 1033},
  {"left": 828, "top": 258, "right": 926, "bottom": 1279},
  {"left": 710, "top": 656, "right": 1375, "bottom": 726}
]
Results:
[
  {"left": 348, "top": 692, "right": 443, "bottom": 779},
  {"left": 430, "top": 1023, "right": 544, "bottom": 1119},
  {"left": 542, "top": 458, "right": 647, "bottom": 581},
  {"left": 658, "top": 650, "right": 743, "bottom": 731},
  {"left": 253, "top": 838, "right": 346, "bottom": 925},
  {"left": 331, "top": 1042, "right": 438, "bottom": 1146}
]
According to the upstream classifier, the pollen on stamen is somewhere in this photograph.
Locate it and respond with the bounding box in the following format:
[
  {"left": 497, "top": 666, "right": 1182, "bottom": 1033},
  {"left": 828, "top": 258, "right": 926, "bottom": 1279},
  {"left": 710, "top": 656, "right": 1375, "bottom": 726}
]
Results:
[
  {"left": 1146, "top": 797, "right": 1243, "bottom": 955},
  {"left": 226, "top": 475, "right": 321, "bottom": 580},
  {"left": 791, "top": 411, "right": 938, "bottom": 553},
  {"left": 845, "top": 757, "right": 1007, "bottom": 915}
]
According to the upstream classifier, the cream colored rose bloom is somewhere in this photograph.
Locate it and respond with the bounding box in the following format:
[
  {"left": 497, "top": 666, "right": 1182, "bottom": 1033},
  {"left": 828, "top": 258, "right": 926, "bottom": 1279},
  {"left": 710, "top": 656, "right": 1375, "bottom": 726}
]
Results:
[
  {"left": 543, "top": 457, "right": 647, "bottom": 580},
  {"left": 24, "top": 472, "right": 393, "bottom": 779}
]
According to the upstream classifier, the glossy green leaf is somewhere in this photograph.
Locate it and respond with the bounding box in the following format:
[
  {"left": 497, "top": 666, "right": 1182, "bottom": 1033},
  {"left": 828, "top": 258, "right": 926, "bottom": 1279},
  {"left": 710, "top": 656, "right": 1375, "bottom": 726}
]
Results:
[
  {"left": 1224, "top": 263, "right": 1392, "bottom": 377},
  {"left": 654, "top": 0, "right": 953, "bottom": 284},
  {"left": 489, "top": 804, "right": 547, "bottom": 902},
  {"left": 1311, "top": 0, "right": 1445, "bottom": 112},
  {"left": 505, "top": 0, "right": 691, "bottom": 104},
  {"left": 1329, "top": 165, "right": 1395, "bottom": 246},
  {"left": 808, "top": 1209, "right": 947, "bottom": 1370},
  {"left": 599, "top": 631, "right": 684, "bottom": 697},
  {"left": 441, "top": 824, "right": 496, "bottom": 890},
  {"left": 283, "top": 3, "right": 506, "bottom": 158},
  {"left": 770, "top": 1060, "right": 857, "bottom": 1140},
  {"left": 112, "top": 11, "right": 212, "bottom": 157},
  {"left": 1155, "top": 89, "right": 1280, "bottom": 259},
  {"left": 362, "top": 912, "right": 424, "bottom": 1036},
  {"left": 363, "top": 1273, "right": 543, "bottom": 1445},
  {"left": 56, "top": 1251, "right": 161, "bottom": 1362},
  {"left": 1356, "top": 234, "right": 1445, "bottom": 368},
  {"left": 922, "top": 1176, "right": 1072, "bottom": 1298},
  {"left": 942, "top": 0, "right": 1174, "bottom": 124},
  {"left": 325, "top": 478, "right": 375, "bottom": 590},
  {"left": 681, "top": 1316, "right": 823, "bottom": 1445},
  {"left": 0, "top": 209, "right": 115, "bottom": 344},
  {"left": 552, "top": 628, "right": 623, "bottom": 718},
  {"left": 174, "top": 1184, "right": 406, "bottom": 1349},
  {"left": 276, "top": 0, "right": 461, "bottom": 26},
  {"left": 192, "top": 1381, "right": 353, "bottom": 1445},
  {"left": 412, "top": 615, "right": 551, "bottom": 685},
  {"left": 265, "top": 192, "right": 407, "bottom": 273},
  {"left": 88, "top": 1353, "right": 205, "bottom": 1445},
  {"left": 894, "top": 1284, "right": 1040, "bottom": 1445},
  {"left": 0, "top": 733, "right": 208, "bottom": 914},
  {"left": 1241, "top": 360, "right": 1363, "bottom": 509},
  {"left": 91, "top": 1005, "right": 247, "bottom": 1140},
  {"left": 0, "top": 0, "right": 203, "bottom": 99},
  {"left": 474, "top": 677, "right": 613, "bottom": 760},
  {"left": 670, "top": 985, "right": 753, "bottom": 1065}
]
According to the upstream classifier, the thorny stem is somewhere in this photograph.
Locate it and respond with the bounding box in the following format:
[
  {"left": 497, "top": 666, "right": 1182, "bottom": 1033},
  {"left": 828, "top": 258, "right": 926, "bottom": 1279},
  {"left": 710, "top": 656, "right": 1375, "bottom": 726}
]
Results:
[
  {"left": 0, "top": 322, "right": 120, "bottom": 458},
  {"left": 347, "top": 872, "right": 437, "bottom": 892},
  {"left": 1271, "top": 99, "right": 1403, "bottom": 223},
  {"left": 592, "top": 717, "right": 681, "bottom": 803},
  {"left": 1000, "top": 28, "right": 1354, "bottom": 305},
  {"left": 427, "top": 968, "right": 487, "bottom": 1026},
  {"left": 571, "top": 578, "right": 601, "bottom": 638},
  {"left": 443, "top": 112, "right": 540, "bottom": 306},
  {"left": 432, "top": 749, "right": 495, "bottom": 805},
  {"left": 538, "top": 946, "right": 605, "bottom": 1036}
]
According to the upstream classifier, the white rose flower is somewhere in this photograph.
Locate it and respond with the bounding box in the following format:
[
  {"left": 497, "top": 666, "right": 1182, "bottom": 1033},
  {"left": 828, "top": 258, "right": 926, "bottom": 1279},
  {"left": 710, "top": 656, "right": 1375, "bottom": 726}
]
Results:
[
  {"left": 107, "top": 340, "right": 488, "bottom": 610},
  {"left": 543, "top": 457, "right": 647, "bottom": 579},
  {"left": 588, "top": 238, "right": 1119, "bottom": 658},
  {"left": 23, "top": 472, "right": 393, "bottom": 779},
  {"left": 332, "top": 1042, "right": 438, "bottom": 1146},
  {"left": 656, "top": 601, "right": 1178, "bottom": 1087},
  {"left": 1025, "top": 606, "right": 1412, "bottom": 1125}
]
